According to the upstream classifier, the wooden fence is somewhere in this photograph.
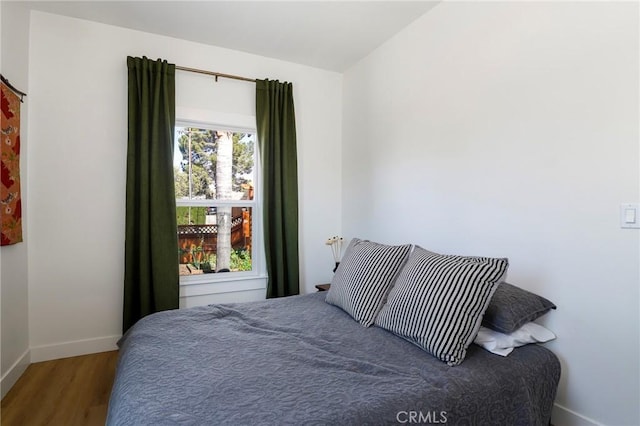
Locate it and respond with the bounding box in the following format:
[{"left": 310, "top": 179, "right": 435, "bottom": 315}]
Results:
[{"left": 178, "top": 208, "right": 251, "bottom": 265}]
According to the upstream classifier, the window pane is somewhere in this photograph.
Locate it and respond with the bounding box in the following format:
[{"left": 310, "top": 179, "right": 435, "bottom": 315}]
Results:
[
  {"left": 177, "top": 206, "right": 253, "bottom": 276},
  {"left": 174, "top": 127, "right": 255, "bottom": 201}
]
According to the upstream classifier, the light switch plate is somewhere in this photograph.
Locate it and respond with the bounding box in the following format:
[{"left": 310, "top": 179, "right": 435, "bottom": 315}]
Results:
[{"left": 620, "top": 203, "right": 640, "bottom": 229}]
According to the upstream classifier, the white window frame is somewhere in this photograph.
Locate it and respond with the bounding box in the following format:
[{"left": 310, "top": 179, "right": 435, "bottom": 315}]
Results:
[{"left": 175, "top": 114, "right": 267, "bottom": 291}]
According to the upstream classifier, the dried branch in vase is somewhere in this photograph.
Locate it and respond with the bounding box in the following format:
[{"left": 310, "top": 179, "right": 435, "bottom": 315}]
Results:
[{"left": 325, "top": 236, "right": 344, "bottom": 263}]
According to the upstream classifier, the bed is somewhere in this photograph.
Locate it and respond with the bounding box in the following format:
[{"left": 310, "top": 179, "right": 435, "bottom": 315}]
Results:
[{"left": 106, "top": 291, "right": 560, "bottom": 425}]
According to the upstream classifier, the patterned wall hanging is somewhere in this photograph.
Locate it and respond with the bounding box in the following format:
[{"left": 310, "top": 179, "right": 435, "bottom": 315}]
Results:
[{"left": 1, "top": 81, "right": 23, "bottom": 245}]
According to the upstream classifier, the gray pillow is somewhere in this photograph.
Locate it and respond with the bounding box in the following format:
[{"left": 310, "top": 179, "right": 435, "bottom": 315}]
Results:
[
  {"left": 482, "top": 282, "right": 556, "bottom": 334},
  {"left": 325, "top": 238, "right": 412, "bottom": 327}
]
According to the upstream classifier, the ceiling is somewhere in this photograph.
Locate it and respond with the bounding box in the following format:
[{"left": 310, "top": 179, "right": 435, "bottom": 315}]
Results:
[{"left": 19, "top": 1, "right": 440, "bottom": 72}]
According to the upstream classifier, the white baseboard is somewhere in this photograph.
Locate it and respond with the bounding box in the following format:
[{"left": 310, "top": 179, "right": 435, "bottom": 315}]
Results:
[
  {"left": 552, "top": 403, "right": 604, "bottom": 426},
  {"left": 30, "top": 335, "right": 121, "bottom": 363},
  {"left": 1, "top": 348, "right": 30, "bottom": 400}
]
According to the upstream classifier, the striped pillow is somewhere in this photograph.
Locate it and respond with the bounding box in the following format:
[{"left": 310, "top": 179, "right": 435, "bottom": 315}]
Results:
[
  {"left": 325, "top": 238, "right": 412, "bottom": 327},
  {"left": 375, "top": 247, "right": 509, "bottom": 366}
]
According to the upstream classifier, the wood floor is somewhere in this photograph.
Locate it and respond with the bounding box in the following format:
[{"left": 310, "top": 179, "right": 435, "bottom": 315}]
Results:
[{"left": 1, "top": 351, "right": 118, "bottom": 426}]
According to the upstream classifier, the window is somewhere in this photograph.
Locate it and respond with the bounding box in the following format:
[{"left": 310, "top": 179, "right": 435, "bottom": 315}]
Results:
[{"left": 174, "top": 125, "right": 257, "bottom": 277}]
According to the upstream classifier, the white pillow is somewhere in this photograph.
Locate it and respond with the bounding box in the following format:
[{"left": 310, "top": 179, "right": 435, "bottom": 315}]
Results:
[{"left": 474, "top": 322, "right": 556, "bottom": 356}]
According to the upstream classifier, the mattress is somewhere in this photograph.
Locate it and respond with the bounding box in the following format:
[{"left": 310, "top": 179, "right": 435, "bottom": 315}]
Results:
[{"left": 107, "top": 292, "right": 560, "bottom": 425}]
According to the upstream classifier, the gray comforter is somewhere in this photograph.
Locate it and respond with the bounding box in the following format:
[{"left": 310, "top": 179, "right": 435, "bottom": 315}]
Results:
[{"left": 107, "top": 292, "right": 560, "bottom": 426}]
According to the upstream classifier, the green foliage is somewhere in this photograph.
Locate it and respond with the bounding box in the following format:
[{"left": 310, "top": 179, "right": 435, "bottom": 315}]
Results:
[
  {"left": 176, "top": 206, "right": 208, "bottom": 225},
  {"left": 230, "top": 249, "right": 252, "bottom": 271},
  {"left": 180, "top": 249, "right": 252, "bottom": 272},
  {"left": 174, "top": 167, "right": 188, "bottom": 198},
  {"left": 231, "top": 133, "right": 254, "bottom": 191}
]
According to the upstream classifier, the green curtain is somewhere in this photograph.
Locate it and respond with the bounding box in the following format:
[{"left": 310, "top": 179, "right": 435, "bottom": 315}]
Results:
[
  {"left": 123, "top": 56, "right": 178, "bottom": 333},
  {"left": 256, "top": 79, "right": 300, "bottom": 298}
]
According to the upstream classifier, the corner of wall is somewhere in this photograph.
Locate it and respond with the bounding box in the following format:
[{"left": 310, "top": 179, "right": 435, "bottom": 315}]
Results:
[{"left": 0, "top": 348, "right": 30, "bottom": 400}]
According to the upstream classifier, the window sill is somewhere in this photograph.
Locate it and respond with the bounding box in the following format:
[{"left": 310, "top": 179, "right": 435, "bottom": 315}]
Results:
[{"left": 179, "top": 273, "right": 267, "bottom": 297}]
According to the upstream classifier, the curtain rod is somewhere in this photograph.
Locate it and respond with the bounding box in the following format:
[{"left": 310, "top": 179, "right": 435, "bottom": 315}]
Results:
[
  {"left": 175, "top": 65, "right": 256, "bottom": 83},
  {"left": 0, "top": 73, "right": 27, "bottom": 103}
]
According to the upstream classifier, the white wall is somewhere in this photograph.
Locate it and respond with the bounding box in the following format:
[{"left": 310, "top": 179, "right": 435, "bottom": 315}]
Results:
[
  {"left": 342, "top": 2, "right": 638, "bottom": 426},
  {"left": 26, "top": 11, "right": 342, "bottom": 361},
  {"left": 0, "top": 1, "right": 31, "bottom": 398}
]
